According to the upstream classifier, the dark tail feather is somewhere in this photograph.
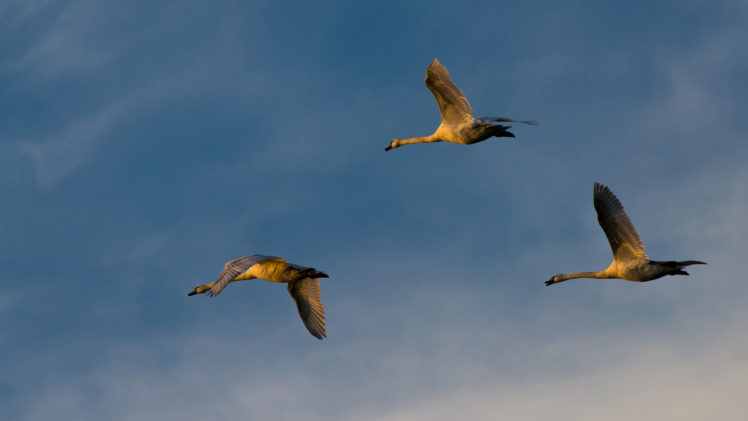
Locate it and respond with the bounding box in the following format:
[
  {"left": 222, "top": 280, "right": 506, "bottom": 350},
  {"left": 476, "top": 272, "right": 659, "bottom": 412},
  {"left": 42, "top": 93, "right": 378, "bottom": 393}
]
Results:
[
  {"left": 490, "top": 124, "right": 515, "bottom": 138},
  {"left": 660, "top": 260, "right": 707, "bottom": 268},
  {"left": 678, "top": 260, "right": 707, "bottom": 266},
  {"left": 300, "top": 268, "right": 329, "bottom": 279},
  {"left": 658, "top": 260, "right": 705, "bottom": 277}
]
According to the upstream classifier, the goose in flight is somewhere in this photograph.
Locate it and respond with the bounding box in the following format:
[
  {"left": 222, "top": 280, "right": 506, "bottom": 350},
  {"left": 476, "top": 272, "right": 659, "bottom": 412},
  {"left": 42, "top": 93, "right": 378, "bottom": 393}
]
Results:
[
  {"left": 188, "top": 255, "right": 329, "bottom": 340},
  {"left": 385, "top": 58, "right": 537, "bottom": 151},
  {"left": 546, "top": 183, "right": 705, "bottom": 286}
]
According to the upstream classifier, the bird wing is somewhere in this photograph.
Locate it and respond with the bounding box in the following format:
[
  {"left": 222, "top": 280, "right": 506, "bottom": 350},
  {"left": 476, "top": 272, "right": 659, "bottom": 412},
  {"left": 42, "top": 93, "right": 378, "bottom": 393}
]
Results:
[
  {"left": 477, "top": 117, "right": 539, "bottom": 126},
  {"left": 287, "top": 277, "right": 326, "bottom": 340},
  {"left": 593, "top": 183, "right": 648, "bottom": 262},
  {"left": 424, "top": 59, "right": 474, "bottom": 125},
  {"left": 209, "top": 254, "right": 279, "bottom": 297}
]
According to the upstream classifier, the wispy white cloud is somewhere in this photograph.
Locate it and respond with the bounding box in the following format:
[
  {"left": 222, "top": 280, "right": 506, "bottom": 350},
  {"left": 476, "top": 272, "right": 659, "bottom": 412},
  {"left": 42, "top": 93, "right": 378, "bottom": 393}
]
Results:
[
  {"left": 3, "top": 1, "right": 118, "bottom": 81},
  {"left": 4, "top": 1, "right": 367, "bottom": 188},
  {"left": 15, "top": 100, "right": 124, "bottom": 188},
  {"left": 0, "top": 0, "right": 54, "bottom": 31},
  {"left": 355, "top": 335, "right": 748, "bottom": 421},
  {"left": 652, "top": 24, "right": 747, "bottom": 138}
]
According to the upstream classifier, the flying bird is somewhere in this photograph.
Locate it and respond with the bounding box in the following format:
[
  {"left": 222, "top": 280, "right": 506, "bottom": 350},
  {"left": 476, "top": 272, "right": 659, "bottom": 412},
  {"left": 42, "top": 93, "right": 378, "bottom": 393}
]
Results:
[
  {"left": 385, "top": 58, "right": 537, "bottom": 151},
  {"left": 546, "top": 183, "right": 705, "bottom": 286},
  {"left": 188, "top": 255, "right": 329, "bottom": 340}
]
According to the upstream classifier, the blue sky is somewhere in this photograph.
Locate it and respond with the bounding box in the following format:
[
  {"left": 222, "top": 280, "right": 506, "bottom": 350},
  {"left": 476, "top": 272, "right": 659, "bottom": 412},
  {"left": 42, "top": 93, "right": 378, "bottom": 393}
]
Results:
[{"left": 2, "top": 0, "right": 748, "bottom": 419}]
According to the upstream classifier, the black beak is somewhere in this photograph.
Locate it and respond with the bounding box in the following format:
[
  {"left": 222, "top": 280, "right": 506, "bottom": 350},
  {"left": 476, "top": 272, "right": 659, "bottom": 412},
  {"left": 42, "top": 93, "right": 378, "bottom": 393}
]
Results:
[
  {"left": 384, "top": 145, "right": 392, "bottom": 151},
  {"left": 188, "top": 290, "right": 197, "bottom": 296}
]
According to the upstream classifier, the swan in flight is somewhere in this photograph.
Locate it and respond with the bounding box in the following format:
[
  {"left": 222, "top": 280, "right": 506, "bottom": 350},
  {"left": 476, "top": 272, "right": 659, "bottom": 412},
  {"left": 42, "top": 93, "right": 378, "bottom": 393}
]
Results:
[
  {"left": 385, "top": 58, "right": 537, "bottom": 151},
  {"left": 188, "top": 255, "right": 329, "bottom": 340},
  {"left": 546, "top": 183, "right": 705, "bottom": 286}
]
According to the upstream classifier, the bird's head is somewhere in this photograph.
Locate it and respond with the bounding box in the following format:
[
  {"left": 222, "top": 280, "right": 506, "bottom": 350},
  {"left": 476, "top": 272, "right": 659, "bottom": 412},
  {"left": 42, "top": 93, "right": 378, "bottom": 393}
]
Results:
[
  {"left": 385, "top": 139, "right": 401, "bottom": 151},
  {"left": 188, "top": 284, "right": 212, "bottom": 296},
  {"left": 545, "top": 275, "right": 560, "bottom": 287}
]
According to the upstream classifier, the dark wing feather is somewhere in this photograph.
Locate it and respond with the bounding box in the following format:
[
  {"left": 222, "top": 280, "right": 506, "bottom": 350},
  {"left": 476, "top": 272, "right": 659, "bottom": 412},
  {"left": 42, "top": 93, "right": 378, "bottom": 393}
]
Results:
[
  {"left": 593, "top": 183, "right": 648, "bottom": 262},
  {"left": 424, "top": 59, "right": 474, "bottom": 124},
  {"left": 209, "top": 255, "right": 275, "bottom": 297},
  {"left": 287, "top": 277, "right": 326, "bottom": 340}
]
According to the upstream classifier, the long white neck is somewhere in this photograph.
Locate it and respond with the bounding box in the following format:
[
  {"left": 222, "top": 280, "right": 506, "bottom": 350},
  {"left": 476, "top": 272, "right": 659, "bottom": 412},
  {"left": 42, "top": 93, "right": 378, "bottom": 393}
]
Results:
[
  {"left": 556, "top": 271, "right": 610, "bottom": 281},
  {"left": 398, "top": 134, "right": 440, "bottom": 146}
]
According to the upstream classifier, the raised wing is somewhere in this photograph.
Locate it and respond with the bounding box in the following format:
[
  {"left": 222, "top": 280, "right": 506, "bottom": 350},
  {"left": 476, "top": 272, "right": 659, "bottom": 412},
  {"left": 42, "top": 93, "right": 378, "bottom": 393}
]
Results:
[
  {"left": 287, "top": 277, "right": 326, "bottom": 340},
  {"left": 593, "top": 183, "right": 648, "bottom": 262},
  {"left": 208, "top": 254, "right": 277, "bottom": 297},
  {"left": 478, "top": 117, "right": 539, "bottom": 126},
  {"left": 424, "top": 59, "right": 474, "bottom": 125}
]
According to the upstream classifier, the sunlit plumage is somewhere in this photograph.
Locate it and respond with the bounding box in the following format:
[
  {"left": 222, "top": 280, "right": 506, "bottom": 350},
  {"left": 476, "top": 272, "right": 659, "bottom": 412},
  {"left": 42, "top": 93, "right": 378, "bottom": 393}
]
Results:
[
  {"left": 385, "top": 58, "right": 537, "bottom": 151},
  {"left": 545, "top": 183, "right": 705, "bottom": 286},
  {"left": 188, "top": 255, "right": 329, "bottom": 340}
]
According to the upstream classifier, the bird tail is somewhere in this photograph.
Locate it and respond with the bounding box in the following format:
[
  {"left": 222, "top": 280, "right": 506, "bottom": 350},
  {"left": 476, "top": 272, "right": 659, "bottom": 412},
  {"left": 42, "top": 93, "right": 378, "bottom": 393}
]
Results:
[
  {"left": 488, "top": 124, "right": 515, "bottom": 138},
  {"left": 659, "top": 260, "right": 706, "bottom": 276},
  {"left": 299, "top": 268, "right": 329, "bottom": 279}
]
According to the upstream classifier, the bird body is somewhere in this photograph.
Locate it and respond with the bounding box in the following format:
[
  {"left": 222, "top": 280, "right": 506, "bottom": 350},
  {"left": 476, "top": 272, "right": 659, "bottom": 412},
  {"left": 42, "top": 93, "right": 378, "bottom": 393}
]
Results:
[
  {"left": 188, "top": 255, "right": 329, "bottom": 339},
  {"left": 233, "top": 256, "right": 302, "bottom": 282},
  {"left": 546, "top": 183, "right": 705, "bottom": 286},
  {"left": 385, "top": 58, "right": 536, "bottom": 151}
]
